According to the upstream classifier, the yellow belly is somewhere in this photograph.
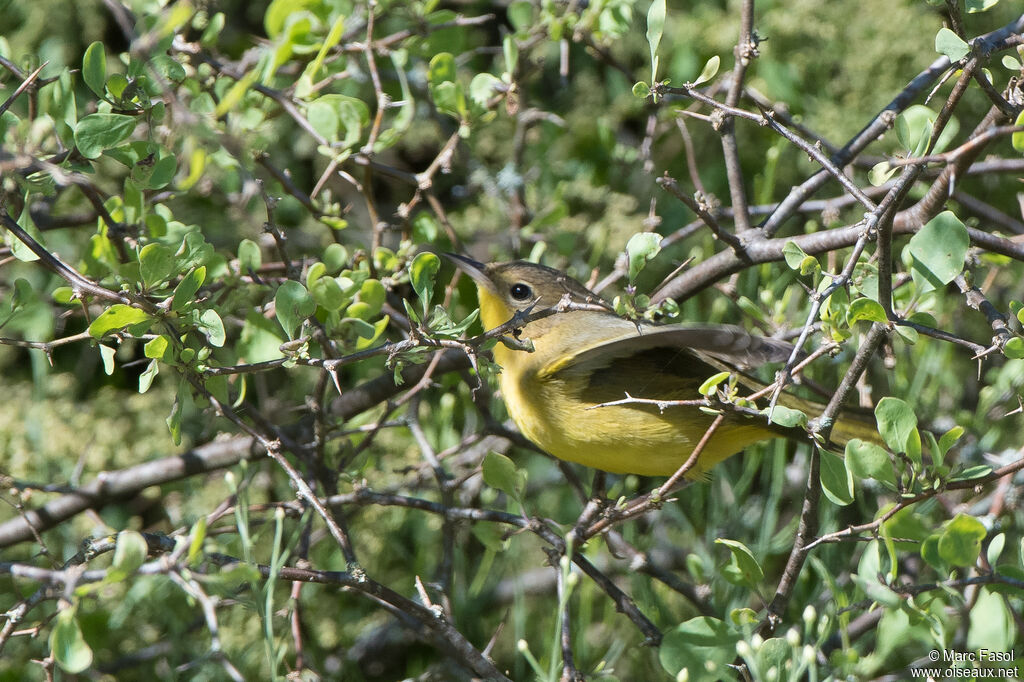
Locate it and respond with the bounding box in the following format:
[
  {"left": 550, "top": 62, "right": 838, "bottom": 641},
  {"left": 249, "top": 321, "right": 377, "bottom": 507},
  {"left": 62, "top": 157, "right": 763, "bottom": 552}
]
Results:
[{"left": 497, "top": 357, "right": 775, "bottom": 477}]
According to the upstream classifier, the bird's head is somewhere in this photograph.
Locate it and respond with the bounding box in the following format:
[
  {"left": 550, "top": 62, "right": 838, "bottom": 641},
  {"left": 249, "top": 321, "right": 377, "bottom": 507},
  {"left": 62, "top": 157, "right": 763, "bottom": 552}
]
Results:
[{"left": 446, "top": 254, "right": 601, "bottom": 332}]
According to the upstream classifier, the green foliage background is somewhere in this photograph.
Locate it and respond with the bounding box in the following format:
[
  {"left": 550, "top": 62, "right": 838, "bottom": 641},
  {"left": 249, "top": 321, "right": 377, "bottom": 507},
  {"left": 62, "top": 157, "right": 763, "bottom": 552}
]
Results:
[{"left": 1, "top": 0, "right": 1023, "bottom": 680}]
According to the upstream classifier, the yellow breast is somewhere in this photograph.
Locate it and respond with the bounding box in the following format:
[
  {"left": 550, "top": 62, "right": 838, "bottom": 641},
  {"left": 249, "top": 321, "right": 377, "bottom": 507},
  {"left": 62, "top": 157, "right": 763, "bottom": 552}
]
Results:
[{"left": 492, "top": 339, "right": 773, "bottom": 477}]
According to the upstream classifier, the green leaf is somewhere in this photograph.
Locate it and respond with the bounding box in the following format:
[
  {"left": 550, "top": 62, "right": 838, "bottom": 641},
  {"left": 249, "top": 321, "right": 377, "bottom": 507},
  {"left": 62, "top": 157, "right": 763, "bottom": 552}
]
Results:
[
  {"left": 716, "top": 538, "right": 764, "bottom": 588},
  {"left": 646, "top": 0, "right": 666, "bottom": 82},
  {"left": 920, "top": 534, "right": 944, "bottom": 570},
  {"left": 179, "top": 148, "right": 207, "bottom": 191},
  {"left": 482, "top": 451, "right": 525, "bottom": 500},
  {"left": 782, "top": 240, "right": 808, "bottom": 270},
  {"left": 874, "top": 397, "right": 918, "bottom": 453},
  {"left": 239, "top": 310, "right": 286, "bottom": 362},
  {"left": 853, "top": 544, "right": 902, "bottom": 608},
  {"left": 88, "top": 304, "right": 152, "bottom": 338},
  {"left": 698, "top": 370, "right": 731, "bottom": 396},
  {"left": 338, "top": 99, "right": 368, "bottom": 148},
  {"left": 323, "top": 243, "right": 349, "bottom": 274},
  {"left": 50, "top": 608, "right": 93, "bottom": 673},
  {"left": 238, "top": 239, "right": 262, "bottom": 274},
  {"left": 311, "top": 276, "right": 347, "bottom": 311},
  {"left": 206, "top": 374, "right": 229, "bottom": 405},
  {"left": 949, "top": 464, "right": 991, "bottom": 482},
  {"left": 74, "top": 113, "right": 137, "bottom": 159},
  {"left": 896, "top": 105, "right": 956, "bottom": 158},
  {"left": 938, "top": 513, "right": 987, "bottom": 567},
  {"left": 469, "top": 72, "right": 502, "bottom": 107},
  {"left": 502, "top": 34, "right": 519, "bottom": 73},
  {"left": 692, "top": 55, "right": 720, "bottom": 86},
  {"left": 275, "top": 281, "right": 315, "bottom": 339},
  {"left": 507, "top": 1, "right": 533, "bottom": 32},
  {"left": 987, "top": 533, "right": 1006, "bottom": 566},
  {"left": 967, "top": 587, "right": 1016, "bottom": 653},
  {"left": 847, "top": 298, "right": 888, "bottom": 324},
  {"left": 308, "top": 94, "right": 369, "bottom": 148},
  {"left": 1003, "top": 337, "right": 1024, "bottom": 359},
  {"left": 358, "top": 278, "right": 387, "bottom": 316},
  {"left": 904, "top": 425, "right": 922, "bottom": 466},
  {"left": 52, "top": 286, "right": 74, "bottom": 305},
  {"left": 197, "top": 309, "right": 226, "bottom": 347},
  {"left": 307, "top": 98, "right": 339, "bottom": 141},
  {"left": 264, "top": 0, "right": 309, "bottom": 38},
  {"left": 99, "top": 344, "right": 116, "bottom": 375},
  {"left": 354, "top": 314, "right": 389, "bottom": 350},
  {"left": 768, "top": 405, "right": 807, "bottom": 429},
  {"left": 1012, "top": 110, "right": 1024, "bottom": 154},
  {"left": 845, "top": 438, "right": 896, "bottom": 487},
  {"left": 108, "top": 530, "right": 149, "bottom": 581},
  {"left": 172, "top": 266, "right": 206, "bottom": 312},
  {"left": 735, "top": 296, "right": 766, "bottom": 323},
  {"left": 306, "top": 262, "right": 327, "bottom": 289},
  {"left": 869, "top": 160, "right": 898, "bottom": 186},
  {"left": 166, "top": 382, "right": 187, "bottom": 445},
  {"left": 347, "top": 302, "right": 375, "bottom": 322},
  {"left": 6, "top": 198, "right": 44, "bottom": 262},
  {"left": 411, "top": 213, "right": 440, "bottom": 244},
  {"left": 938, "top": 425, "right": 964, "bottom": 456},
  {"left": 144, "top": 335, "right": 170, "bottom": 360},
  {"left": 188, "top": 517, "right": 208, "bottom": 565},
  {"left": 150, "top": 55, "right": 186, "bottom": 83},
  {"left": 428, "top": 52, "right": 456, "bottom": 88},
  {"left": 966, "top": 0, "right": 1000, "bottom": 13},
  {"left": 820, "top": 448, "right": 854, "bottom": 505},
  {"left": 139, "top": 243, "right": 175, "bottom": 289},
  {"left": 199, "top": 10, "right": 224, "bottom": 46},
  {"left": 431, "top": 80, "right": 466, "bottom": 120},
  {"left": 410, "top": 252, "right": 441, "bottom": 316},
  {"left": 1013, "top": 299, "right": 1024, "bottom": 323},
  {"left": 82, "top": 41, "right": 106, "bottom": 98},
  {"left": 307, "top": 14, "right": 344, "bottom": 79},
  {"left": 626, "top": 232, "right": 661, "bottom": 282},
  {"left": 320, "top": 216, "right": 349, "bottom": 230},
  {"left": 851, "top": 569, "right": 901, "bottom": 606},
  {"left": 894, "top": 324, "right": 918, "bottom": 345},
  {"left": 935, "top": 27, "right": 970, "bottom": 62},
  {"left": 753, "top": 638, "right": 791, "bottom": 677},
  {"left": 139, "top": 359, "right": 159, "bottom": 393},
  {"left": 7, "top": 278, "right": 32, "bottom": 313},
  {"left": 214, "top": 68, "right": 259, "bottom": 118},
  {"left": 631, "top": 81, "right": 651, "bottom": 98},
  {"left": 659, "top": 617, "right": 740, "bottom": 682},
  {"left": 879, "top": 504, "right": 930, "bottom": 546},
  {"left": 472, "top": 523, "right": 510, "bottom": 553},
  {"left": 106, "top": 73, "right": 129, "bottom": 99},
  {"left": 907, "top": 210, "right": 969, "bottom": 289}
]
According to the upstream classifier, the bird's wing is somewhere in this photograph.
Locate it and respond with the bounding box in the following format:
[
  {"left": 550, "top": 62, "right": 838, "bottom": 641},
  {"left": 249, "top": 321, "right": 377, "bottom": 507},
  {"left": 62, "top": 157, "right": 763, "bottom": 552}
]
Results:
[{"left": 539, "top": 324, "right": 795, "bottom": 379}]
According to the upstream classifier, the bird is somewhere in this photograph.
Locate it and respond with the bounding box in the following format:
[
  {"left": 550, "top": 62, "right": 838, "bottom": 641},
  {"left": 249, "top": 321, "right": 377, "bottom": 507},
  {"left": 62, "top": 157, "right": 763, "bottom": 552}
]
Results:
[{"left": 447, "top": 254, "right": 879, "bottom": 477}]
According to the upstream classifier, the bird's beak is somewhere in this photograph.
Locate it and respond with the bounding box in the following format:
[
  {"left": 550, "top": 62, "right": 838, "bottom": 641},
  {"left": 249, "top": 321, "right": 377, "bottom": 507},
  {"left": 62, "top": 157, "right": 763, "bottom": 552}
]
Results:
[{"left": 444, "top": 253, "right": 494, "bottom": 290}]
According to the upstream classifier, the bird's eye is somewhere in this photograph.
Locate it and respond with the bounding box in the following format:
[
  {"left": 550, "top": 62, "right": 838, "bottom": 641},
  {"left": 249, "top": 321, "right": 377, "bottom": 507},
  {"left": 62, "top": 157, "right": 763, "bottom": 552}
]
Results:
[{"left": 510, "top": 283, "right": 532, "bottom": 301}]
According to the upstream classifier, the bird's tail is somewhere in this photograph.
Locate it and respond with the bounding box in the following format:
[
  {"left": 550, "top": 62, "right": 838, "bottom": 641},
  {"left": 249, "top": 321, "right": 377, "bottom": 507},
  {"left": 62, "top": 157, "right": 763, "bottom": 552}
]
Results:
[
  {"left": 778, "top": 393, "right": 884, "bottom": 450},
  {"left": 727, "top": 365, "right": 886, "bottom": 451}
]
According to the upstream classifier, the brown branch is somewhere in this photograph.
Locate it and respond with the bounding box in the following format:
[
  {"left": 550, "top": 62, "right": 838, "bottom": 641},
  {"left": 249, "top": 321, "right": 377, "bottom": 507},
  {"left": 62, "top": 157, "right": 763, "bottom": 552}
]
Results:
[
  {"left": 0, "top": 61, "right": 48, "bottom": 117},
  {"left": 805, "top": 453, "right": 1024, "bottom": 552},
  {"left": 658, "top": 173, "right": 748, "bottom": 255},
  {"left": 720, "top": 0, "right": 757, "bottom": 233},
  {"left": 1, "top": 536, "right": 510, "bottom": 681},
  {"left": 0, "top": 438, "right": 258, "bottom": 548},
  {"left": 0, "top": 209, "right": 154, "bottom": 312},
  {"left": 759, "top": 322, "right": 889, "bottom": 638}
]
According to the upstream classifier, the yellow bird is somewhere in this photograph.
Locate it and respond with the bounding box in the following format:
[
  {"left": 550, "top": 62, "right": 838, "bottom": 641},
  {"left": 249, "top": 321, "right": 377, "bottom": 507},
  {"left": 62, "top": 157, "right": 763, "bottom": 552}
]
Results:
[{"left": 448, "top": 255, "right": 879, "bottom": 477}]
